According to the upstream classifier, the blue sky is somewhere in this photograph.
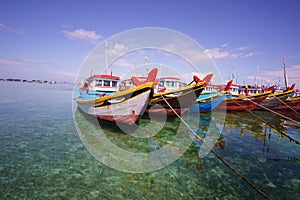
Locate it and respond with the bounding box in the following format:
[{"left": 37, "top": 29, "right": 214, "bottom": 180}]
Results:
[{"left": 0, "top": 0, "right": 299, "bottom": 88}]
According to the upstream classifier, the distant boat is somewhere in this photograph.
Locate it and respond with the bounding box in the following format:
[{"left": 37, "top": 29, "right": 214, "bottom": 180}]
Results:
[
  {"left": 217, "top": 91, "right": 271, "bottom": 112},
  {"left": 75, "top": 69, "right": 157, "bottom": 125},
  {"left": 255, "top": 84, "right": 295, "bottom": 110},
  {"left": 274, "top": 91, "right": 300, "bottom": 112}
]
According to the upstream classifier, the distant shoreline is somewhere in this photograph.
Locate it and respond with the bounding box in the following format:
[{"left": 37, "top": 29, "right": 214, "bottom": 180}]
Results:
[{"left": 0, "top": 78, "right": 73, "bottom": 85}]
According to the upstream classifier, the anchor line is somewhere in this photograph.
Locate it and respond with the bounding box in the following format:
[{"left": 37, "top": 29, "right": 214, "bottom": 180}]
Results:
[
  {"left": 235, "top": 101, "right": 300, "bottom": 145},
  {"left": 160, "top": 94, "right": 271, "bottom": 200}
]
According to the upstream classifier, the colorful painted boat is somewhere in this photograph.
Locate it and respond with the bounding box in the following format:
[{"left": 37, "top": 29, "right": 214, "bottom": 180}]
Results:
[
  {"left": 189, "top": 93, "right": 226, "bottom": 113},
  {"left": 255, "top": 86, "right": 295, "bottom": 110},
  {"left": 189, "top": 79, "right": 233, "bottom": 113},
  {"left": 76, "top": 82, "right": 154, "bottom": 125},
  {"left": 145, "top": 74, "right": 212, "bottom": 116},
  {"left": 75, "top": 69, "right": 158, "bottom": 125},
  {"left": 217, "top": 91, "right": 271, "bottom": 112},
  {"left": 274, "top": 96, "right": 300, "bottom": 111}
]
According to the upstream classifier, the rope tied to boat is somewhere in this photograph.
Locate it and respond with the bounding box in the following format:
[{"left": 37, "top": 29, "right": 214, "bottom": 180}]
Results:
[
  {"left": 274, "top": 95, "right": 300, "bottom": 116},
  {"left": 160, "top": 94, "right": 271, "bottom": 200}
]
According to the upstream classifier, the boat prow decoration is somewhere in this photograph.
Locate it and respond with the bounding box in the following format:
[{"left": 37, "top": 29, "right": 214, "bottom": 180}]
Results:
[
  {"left": 267, "top": 85, "right": 275, "bottom": 92},
  {"left": 288, "top": 83, "right": 296, "bottom": 91},
  {"left": 203, "top": 73, "right": 213, "bottom": 86},
  {"left": 192, "top": 73, "right": 213, "bottom": 86},
  {"left": 131, "top": 68, "right": 158, "bottom": 86},
  {"left": 224, "top": 80, "right": 233, "bottom": 93}
]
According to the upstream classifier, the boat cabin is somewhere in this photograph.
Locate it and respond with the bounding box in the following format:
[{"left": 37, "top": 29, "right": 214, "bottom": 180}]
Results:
[
  {"left": 239, "top": 85, "right": 263, "bottom": 96},
  {"left": 229, "top": 84, "right": 239, "bottom": 97},
  {"left": 157, "top": 77, "right": 187, "bottom": 92},
  {"left": 81, "top": 74, "right": 120, "bottom": 96},
  {"left": 203, "top": 84, "right": 219, "bottom": 94}
]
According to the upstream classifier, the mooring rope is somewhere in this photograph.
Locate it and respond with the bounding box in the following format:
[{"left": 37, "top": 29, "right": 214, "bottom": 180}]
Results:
[
  {"left": 160, "top": 95, "right": 271, "bottom": 200},
  {"left": 274, "top": 96, "right": 300, "bottom": 116},
  {"left": 235, "top": 101, "right": 300, "bottom": 145},
  {"left": 251, "top": 100, "right": 300, "bottom": 125}
]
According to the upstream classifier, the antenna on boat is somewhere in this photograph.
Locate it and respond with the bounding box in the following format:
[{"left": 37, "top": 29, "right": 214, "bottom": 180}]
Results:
[
  {"left": 145, "top": 56, "right": 149, "bottom": 74},
  {"left": 105, "top": 40, "right": 108, "bottom": 74},
  {"left": 283, "top": 57, "right": 288, "bottom": 89},
  {"left": 231, "top": 65, "right": 235, "bottom": 83}
]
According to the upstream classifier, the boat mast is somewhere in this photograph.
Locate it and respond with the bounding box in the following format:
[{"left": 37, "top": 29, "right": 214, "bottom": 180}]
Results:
[
  {"left": 283, "top": 57, "right": 288, "bottom": 89},
  {"left": 145, "top": 56, "right": 149, "bottom": 74},
  {"left": 105, "top": 40, "right": 108, "bottom": 74},
  {"left": 231, "top": 65, "right": 235, "bottom": 83}
]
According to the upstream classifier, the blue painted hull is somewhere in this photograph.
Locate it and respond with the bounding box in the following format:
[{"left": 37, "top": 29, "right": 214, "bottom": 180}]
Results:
[{"left": 189, "top": 93, "right": 225, "bottom": 112}]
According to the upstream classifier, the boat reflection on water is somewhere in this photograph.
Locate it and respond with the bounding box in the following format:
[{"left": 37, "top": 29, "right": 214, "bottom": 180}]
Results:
[
  {"left": 222, "top": 111, "right": 287, "bottom": 140},
  {"left": 217, "top": 111, "right": 299, "bottom": 163}
]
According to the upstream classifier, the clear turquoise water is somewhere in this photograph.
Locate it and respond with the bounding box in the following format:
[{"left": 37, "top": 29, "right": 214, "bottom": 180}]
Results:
[{"left": 0, "top": 82, "right": 299, "bottom": 199}]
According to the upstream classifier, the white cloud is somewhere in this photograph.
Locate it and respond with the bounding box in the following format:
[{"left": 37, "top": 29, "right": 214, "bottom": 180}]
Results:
[
  {"left": 247, "top": 64, "right": 300, "bottom": 87},
  {"left": 204, "top": 48, "right": 230, "bottom": 59},
  {"left": 113, "top": 58, "right": 133, "bottom": 68},
  {"left": 107, "top": 43, "right": 128, "bottom": 57},
  {"left": 243, "top": 52, "right": 262, "bottom": 58},
  {"left": 0, "top": 57, "right": 59, "bottom": 68},
  {"left": 53, "top": 71, "right": 77, "bottom": 78},
  {"left": 288, "top": 54, "right": 300, "bottom": 59},
  {"left": 0, "top": 23, "right": 5, "bottom": 29},
  {"left": 0, "top": 22, "right": 26, "bottom": 37},
  {"left": 221, "top": 43, "right": 229, "bottom": 48},
  {"left": 0, "top": 58, "right": 26, "bottom": 66},
  {"left": 63, "top": 28, "right": 101, "bottom": 44},
  {"left": 237, "top": 46, "right": 247, "bottom": 51},
  {"left": 204, "top": 44, "right": 261, "bottom": 60}
]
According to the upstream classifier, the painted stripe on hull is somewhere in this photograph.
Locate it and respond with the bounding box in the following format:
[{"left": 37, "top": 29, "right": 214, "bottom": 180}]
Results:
[{"left": 217, "top": 96, "right": 266, "bottom": 112}]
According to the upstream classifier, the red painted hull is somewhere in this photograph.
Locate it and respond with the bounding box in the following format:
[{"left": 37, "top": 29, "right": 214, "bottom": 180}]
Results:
[
  {"left": 149, "top": 82, "right": 205, "bottom": 116},
  {"left": 217, "top": 96, "right": 267, "bottom": 111}
]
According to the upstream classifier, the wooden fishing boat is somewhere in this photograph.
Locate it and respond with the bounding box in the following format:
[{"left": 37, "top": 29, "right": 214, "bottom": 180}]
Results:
[
  {"left": 217, "top": 91, "right": 271, "bottom": 112},
  {"left": 144, "top": 74, "right": 211, "bottom": 116},
  {"left": 255, "top": 85, "right": 295, "bottom": 110},
  {"left": 189, "top": 93, "right": 226, "bottom": 113},
  {"left": 189, "top": 80, "right": 233, "bottom": 113},
  {"left": 76, "top": 82, "right": 154, "bottom": 125},
  {"left": 75, "top": 68, "right": 158, "bottom": 125},
  {"left": 274, "top": 96, "right": 300, "bottom": 111}
]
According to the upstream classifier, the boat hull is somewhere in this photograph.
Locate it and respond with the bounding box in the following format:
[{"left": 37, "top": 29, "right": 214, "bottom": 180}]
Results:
[
  {"left": 145, "top": 82, "right": 205, "bottom": 116},
  {"left": 255, "top": 91, "right": 293, "bottom": 110},
  {"left": 189, "top": 94, "right": 226, "bottom": 113},
  {"left": 217, "top": 95, "right": 267, "bottom": 112},
  {"left": 76, "top": 83, "right": 153, "bottom": 125},
  {"left": 274, "top": 98, "right": 300, "bottom": 111}
]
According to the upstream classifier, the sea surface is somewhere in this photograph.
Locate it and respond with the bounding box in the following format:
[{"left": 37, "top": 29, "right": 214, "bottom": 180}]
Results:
[{"left": 0, "top": 82, "right": 299, "bottom": 199}]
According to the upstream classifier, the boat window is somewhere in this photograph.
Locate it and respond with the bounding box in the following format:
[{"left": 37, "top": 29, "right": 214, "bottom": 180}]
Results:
[
  {"left": 159, "top": 81, "right": 164, "bottom": 87},
  {"left": 96, "top": 80, "right": 102, "bottom": 87},
  {"left": 170, "top": 81, "right": 175, "bottom": 87},
  {"left": 104, "top": 80, "right": 110, "bottom": 87},
  {"left": 112, "top": 81, "right": 117, "bottom": 87}
]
